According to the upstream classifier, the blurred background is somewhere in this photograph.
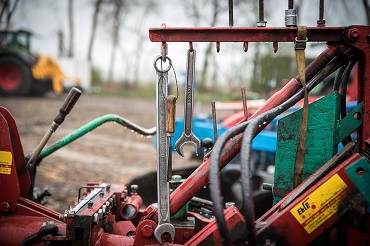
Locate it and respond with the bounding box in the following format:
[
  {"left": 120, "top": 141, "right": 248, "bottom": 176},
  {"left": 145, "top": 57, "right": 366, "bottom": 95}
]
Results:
[{"left": 5, "top": 0, "right": 369, "bottom": 99}]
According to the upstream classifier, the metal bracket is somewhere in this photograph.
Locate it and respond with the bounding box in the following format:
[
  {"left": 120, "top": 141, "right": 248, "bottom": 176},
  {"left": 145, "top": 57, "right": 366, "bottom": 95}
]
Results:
[
  {"left": 345, "top": 157, "right": 370, "bottom": 204},
  {"left": 294, "top": 37, "right": 308, "bottom": 50}
]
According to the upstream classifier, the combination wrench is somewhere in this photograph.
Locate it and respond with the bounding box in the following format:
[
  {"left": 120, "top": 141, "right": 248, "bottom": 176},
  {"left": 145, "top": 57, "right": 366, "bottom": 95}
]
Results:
[
  {"left": 153, "top": 56, "right": 175, "bottom": 243},
  {"left": 175, "top": 49, "right": 201, "bottom": 157}
]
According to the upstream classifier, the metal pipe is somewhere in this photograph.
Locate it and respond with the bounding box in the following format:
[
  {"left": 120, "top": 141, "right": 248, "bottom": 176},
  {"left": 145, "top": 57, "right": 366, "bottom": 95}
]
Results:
[
  {"left": 259, "top": 0, "right": 264, "bottom": 21},
  {"left": 39, "top": 114, "right": 156, "bottom": 160},
  {"left": 317, "top": 0, "right": 326, "bottom": 26},
  {"left": 211, "top": 101, "right": 218, "bottom": 143},
  {"left": 257, "top": 0, "right": 267, "bottom": 27},
  {"left": 149, "top": 27, "right": 344, "bottom": 43},
  {"left": 288, "top": 0, "right": 293, "bottom": 9},
  {"left": 228, "top": 0, "right": 233, "bottom": 27}
]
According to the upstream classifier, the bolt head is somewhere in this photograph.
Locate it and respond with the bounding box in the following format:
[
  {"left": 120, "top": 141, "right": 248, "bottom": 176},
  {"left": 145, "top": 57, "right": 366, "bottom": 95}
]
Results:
[
  {"left": 171, "top": 175, "right": 182, "bottom": 182},
  {"left": 88, "top": 200, "right": 94, "bottom": 208},
  {"left": 183, "top": 231, "right": 191, "bottom": 239},
  {"left": 141, "top": 225, "right": 154, "bottom": 237},
  {"left": 353, "top": 112, "right": 362, "bottom": 120},
  {"left": 0, "top": 202, "right": 10, "bottom": 212},
  {"left": 225, "top": 202, "right": 235, "bottom": 208}
]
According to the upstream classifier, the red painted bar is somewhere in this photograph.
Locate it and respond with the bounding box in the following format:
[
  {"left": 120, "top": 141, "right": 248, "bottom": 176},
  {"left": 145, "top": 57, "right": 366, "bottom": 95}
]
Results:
[{"left": 149, "top": 26, "right": 344, "bottom": 43}]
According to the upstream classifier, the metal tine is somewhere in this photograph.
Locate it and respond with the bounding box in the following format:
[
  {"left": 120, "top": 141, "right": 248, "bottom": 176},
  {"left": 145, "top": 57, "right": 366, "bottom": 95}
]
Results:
[
  {"left": 288, "top": 0, "right": 293, "bottom": 9},
  {"left": 211, "top": 101, "right": 218, "bottom": 143},
  {"left": 273, "top": 41, "right": 279, "bottom": 53},
  {"left": 257, "top": 0, "right": 267, "bottom": 27},
  {"left": 241, "top": 86, "right": 248, "bottom": 122},
  {"left": 229, "top": 0, "right": 233, "bottom": 27},
  {"left": 243, "top": 42, "right": 249, "bottom": 52},
  {"left": 317, "top": 0, "right": 326, "bottom": 26},
  {"left": 189, "top": 42, "right": 193, "bottom": 52}
]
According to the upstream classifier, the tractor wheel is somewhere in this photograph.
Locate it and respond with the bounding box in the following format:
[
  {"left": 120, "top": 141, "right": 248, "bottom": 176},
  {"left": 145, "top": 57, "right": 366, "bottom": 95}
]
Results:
[{"left": 0, "top": 56, "right": 33, "bottom": 95}]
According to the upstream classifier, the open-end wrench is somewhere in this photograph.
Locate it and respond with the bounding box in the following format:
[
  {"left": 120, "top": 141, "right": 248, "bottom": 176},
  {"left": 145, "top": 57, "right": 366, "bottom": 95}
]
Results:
[
  {"left": 153, "top": 56, "right": 175, "bottom": 243},
  {"left": 175, "top": 49, "right": 201, "bottom": 157}
]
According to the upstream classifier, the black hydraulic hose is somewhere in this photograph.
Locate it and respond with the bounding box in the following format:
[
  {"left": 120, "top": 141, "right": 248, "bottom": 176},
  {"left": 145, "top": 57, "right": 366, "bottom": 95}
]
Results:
[
  {"left": 20, "top": 222, "right": 58, "bottom": 246},
  {"left": 209, "top": 120, "right": 251, "bottom": 246},
  {"left": 209, "top": 53, "right": 351, "bottom": 245},
  {"left": 333, "top": 64, "right": 346, "bottom": 92},
  {"left": 239, "top": 54, "right": 353, "bottom": 244},
  {"left": 340, "top": 60, "right": 357, "bottom": 118},
  {"left": 339, "top": 59, "right": 357, "bottom": 147}
]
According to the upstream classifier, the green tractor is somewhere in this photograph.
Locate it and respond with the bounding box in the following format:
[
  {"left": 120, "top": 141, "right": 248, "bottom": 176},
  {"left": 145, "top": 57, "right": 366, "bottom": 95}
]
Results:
[{"left": 0, "top": 29, "right": 80, "bottom": 96}]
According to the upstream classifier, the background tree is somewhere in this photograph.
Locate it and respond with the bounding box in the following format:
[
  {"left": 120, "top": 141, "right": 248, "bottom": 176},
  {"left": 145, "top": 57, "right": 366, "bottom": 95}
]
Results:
[
  {"left": 181, "top": 0, "right": 256, "bottom": 92},
  {"left": 0, "top": 0, "right": 20, "bottom": 28},
  {"left": 87, "top": 0, "right": 104, "bottom": 62},
  {"left": 107, "top": 0, "right": 124, "bottom": 84},
  {"left": 67, "top": 0, "right": 74, "bottom": 58},
  {"left": 130, "top": 0, "right": 157, "bottom": 88}
]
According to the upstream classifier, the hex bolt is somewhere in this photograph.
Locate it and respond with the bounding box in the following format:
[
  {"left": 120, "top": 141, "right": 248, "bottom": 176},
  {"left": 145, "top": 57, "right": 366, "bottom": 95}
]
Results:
[
  {"left": 98, "top": 208, "right": 103, "bottom": 219},
  {"left": 58, "top": 214, "right": 64, "bottom": 222},
  {"left": 354, "top": 112, "right": 362, "bottom": 120},
  {"left": 0, "top": 202, "right": 10, "bottom": 212},
  {"left": 93, "top": 213, "right": 99, "bottom": 224},
  {"left": 99, "top": 191, "right": 105, "bottom": 197},
  {"left": 111, "top": 195, "right": 116, "bottom": 205},
  {"left": 171, "top": 175, "right": 182, "bottom": 182},
  {"left": 141, "top": 225, "right": 154, "bottom": 238},
  {"left": 346, "top": 28, "right": 360, "bottom": 42},
  {"left": 106, "top": 185, "right": 111, "bottom": 192},
  {"left": 87, "top": 200, "right": 94, "bottom": 208},
  {"left": 350, "top": 29, "right": 359, "bottom": 39},
  {"left": 67, "top": 210, "right": 76, "bottom": 218},
  {"left": 263, "top": 183, "right": 273, "bottom": 190},
  {"left": 102, "top": 205, "right": 107, "bottom": 213},
  {"left": 131, "top": 184, "right": 138, "bottom": 194},
  {"left": 225, "top": 202, "right": 235, "bottom": 208},
  {"left": 285, "top": 9, "right": 297, "bottom": 27},
  {"left": 183, "top": 231, "right": 191, "bottom": 240}
]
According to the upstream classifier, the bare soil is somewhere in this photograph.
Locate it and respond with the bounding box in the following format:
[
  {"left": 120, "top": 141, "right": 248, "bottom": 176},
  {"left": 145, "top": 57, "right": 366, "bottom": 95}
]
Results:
[{"left": 0, "top": 94, "right": 209, "bottom": 213}]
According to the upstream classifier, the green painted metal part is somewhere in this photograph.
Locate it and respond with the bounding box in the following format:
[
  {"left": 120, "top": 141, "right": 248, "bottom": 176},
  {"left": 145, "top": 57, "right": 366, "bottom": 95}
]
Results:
[
  {"left": 39, "top": 114, "right": 156, "bottom": 159},
  {"left": 170, "top": 175, "right": 189, "bottom": 221},
  {"left": 273, "top": 92, "right": 363, "bottom": 204},
  {"left": 345, "top": 157, "right": 370, "bottom": 204},
  {"left": 337, "top": 102, "right": 363, "bottom": 143}
]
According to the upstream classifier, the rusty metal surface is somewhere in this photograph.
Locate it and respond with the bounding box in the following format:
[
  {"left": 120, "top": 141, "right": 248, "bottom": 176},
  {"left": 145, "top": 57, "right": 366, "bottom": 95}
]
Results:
[
  {"left": 149, "top": 26, "right": 344, "bottom": 43},
  {"left": 257, "top": 153, "right": 362, "bottom": 245}
]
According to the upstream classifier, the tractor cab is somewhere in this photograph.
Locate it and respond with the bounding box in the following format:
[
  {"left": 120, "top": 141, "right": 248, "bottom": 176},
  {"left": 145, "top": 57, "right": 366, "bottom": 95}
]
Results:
[{"left": 0, "top": 29, "right": 32, "bottom": 53}]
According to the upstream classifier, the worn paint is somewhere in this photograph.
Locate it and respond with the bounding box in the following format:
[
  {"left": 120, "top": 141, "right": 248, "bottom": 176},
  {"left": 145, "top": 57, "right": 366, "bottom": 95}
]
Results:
[{"left": 274, "top": 93, "right": 341, "bottom": 204}]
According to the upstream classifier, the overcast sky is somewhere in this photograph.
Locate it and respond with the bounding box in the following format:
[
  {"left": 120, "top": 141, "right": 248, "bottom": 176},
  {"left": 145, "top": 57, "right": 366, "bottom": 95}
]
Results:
[{"left": 11, "top": 0, "right": 368, "bottom": 86}]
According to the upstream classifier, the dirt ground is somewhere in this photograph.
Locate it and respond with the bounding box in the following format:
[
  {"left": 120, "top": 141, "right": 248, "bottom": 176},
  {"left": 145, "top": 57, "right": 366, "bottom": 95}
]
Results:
[{"left": 0, "top": 93, "right": 211, "bottom": 213}]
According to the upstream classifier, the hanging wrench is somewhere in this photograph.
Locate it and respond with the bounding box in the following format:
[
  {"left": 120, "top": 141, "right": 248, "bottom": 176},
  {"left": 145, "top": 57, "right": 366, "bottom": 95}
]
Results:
[
  {"left": 175, "top": 49, "right": 201, "bottom": 157},
  {"left": 153, "top": 56, "right": 175, "bottom": 243}
]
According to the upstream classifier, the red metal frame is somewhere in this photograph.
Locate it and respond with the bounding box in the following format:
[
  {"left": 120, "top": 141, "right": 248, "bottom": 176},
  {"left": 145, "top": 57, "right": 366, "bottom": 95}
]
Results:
[
  {"left": 149, "top": 26, "right": 344, "bottom": 43},
  {"left": 1, "top": 24, "right": 370, "bottom": 245},
  {"left": 256, "top": 153, "right": 362, "bottom": 245}
]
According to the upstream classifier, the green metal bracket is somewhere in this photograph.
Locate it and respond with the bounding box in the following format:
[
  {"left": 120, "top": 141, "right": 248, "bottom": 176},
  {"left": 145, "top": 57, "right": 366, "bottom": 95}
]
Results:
[
  {"left": 345, "top": 157, "right": 370, "bottom": 205},
  {"left": 336, "top": 102, "right": 363, "bottom": 144},
  {"left": 273, "top": 92, "right": 363, "bottom": 204}
]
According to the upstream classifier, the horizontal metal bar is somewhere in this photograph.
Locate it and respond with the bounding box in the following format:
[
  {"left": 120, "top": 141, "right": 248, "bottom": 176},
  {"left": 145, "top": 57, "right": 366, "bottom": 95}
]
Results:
[{"left": 149, "top": 26, "right": 344, "bottom": 43}]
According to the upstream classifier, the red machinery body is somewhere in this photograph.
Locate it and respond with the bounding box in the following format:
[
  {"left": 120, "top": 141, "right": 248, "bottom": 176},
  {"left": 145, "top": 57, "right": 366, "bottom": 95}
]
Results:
[{"left": 1, "top": 21, "right": 370, "bottom": 245}]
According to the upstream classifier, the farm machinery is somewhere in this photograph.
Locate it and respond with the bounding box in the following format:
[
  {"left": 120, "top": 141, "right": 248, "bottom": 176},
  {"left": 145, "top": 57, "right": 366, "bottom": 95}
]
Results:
[
  {"left": 0, "top": 28, "right": 80, "bottom": 96},
  {"left": 1, "top": 0, "right": 370, "bottom": 245}
]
